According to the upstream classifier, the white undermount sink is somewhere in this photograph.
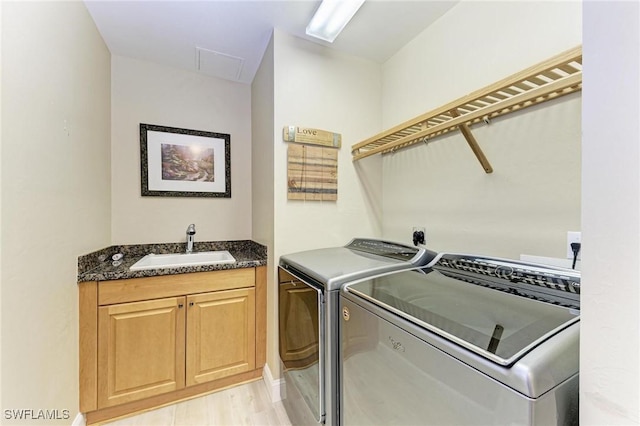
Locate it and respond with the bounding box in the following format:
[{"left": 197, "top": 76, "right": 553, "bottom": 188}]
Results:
[{"left": 129, "top": 251, "right": 236, "bottom": 271}]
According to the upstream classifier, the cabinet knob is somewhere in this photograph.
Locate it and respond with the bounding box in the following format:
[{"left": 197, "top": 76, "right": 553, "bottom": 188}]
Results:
[
  {"left": 178, "top": 303, "right": 184, "bottom": 308},
  {"left": 189, "top": 302, "right": 194, "bottom": 307}
]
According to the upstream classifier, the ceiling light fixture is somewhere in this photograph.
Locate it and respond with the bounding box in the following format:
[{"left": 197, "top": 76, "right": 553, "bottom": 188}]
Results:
[{"left": 306, "top": 0, "right": 366, "bottom": 43}]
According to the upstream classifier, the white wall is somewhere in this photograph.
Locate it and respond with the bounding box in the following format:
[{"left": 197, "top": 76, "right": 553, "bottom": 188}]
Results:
[
  {"left": 111, "top": 55, "right": 252, "bottom": 245},
  {"left": 251, "top": 35, "right": 277, "bottom": 373},
  {"left": 581, "top": 1, "right": 640, "bottom": 424},
  {"left": 1, "top": 1, "right": 111, "bottom": 423},
  {"left": 378, "top": 1, "right": 582, "bottom": 259}
]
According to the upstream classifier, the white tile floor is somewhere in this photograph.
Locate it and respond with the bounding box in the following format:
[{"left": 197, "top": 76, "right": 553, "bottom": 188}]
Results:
[{"left": 102, "top": 380, "right": 291, "bottom": 426}]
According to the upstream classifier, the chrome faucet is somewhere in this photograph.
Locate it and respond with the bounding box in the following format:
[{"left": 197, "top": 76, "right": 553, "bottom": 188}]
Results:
[{"left": 186, "top": 224, "right": 196, "bottom": 254}]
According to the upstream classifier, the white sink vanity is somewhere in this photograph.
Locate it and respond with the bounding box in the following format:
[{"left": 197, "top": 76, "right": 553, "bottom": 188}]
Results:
[{"left": 129, "top": 250, "right": 236, "bottom": 270}]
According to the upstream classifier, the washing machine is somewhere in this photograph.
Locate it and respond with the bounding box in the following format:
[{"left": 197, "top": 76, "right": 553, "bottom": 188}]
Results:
[
  {"left": 340, "top": 253, "right": 580, "bottom": 425},
  {"left": 278, "top": 238, "right": 438, "bottom": 425}
]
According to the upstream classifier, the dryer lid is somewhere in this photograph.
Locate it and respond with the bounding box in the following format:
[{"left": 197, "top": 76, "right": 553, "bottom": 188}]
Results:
[{"left": 279, "top": 239, "right": 436, "bottom": 291}]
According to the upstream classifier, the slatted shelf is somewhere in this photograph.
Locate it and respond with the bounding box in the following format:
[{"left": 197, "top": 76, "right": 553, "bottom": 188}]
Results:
[{"left": 351, "top": 46, "right": 583, "bottom": 170}]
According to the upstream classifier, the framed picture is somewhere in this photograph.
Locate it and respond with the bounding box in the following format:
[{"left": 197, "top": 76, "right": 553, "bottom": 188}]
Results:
[{"left": 140, "top": 123, "right": 231, "bottom": 198}]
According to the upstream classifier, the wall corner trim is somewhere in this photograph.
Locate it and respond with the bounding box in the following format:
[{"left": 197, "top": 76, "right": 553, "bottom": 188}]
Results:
[
  {"left": 262, "top": 364, "right": 284, "bottom": 403},
  {"left": 71, "top": 412, "right": 86, "bottom": 426}
]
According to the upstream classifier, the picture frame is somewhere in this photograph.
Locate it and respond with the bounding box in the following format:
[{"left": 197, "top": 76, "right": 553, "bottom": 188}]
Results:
[{"left": 140, "top": 123, "right": 231, "bottom": 198}]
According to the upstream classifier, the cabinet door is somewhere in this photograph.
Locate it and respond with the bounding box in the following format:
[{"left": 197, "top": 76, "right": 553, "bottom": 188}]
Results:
[
  {"left": 97, "top": 297, "right": 186, "bottom": 408},
  {"left": 186, "top": 288, "right": 255, "bottom": 386}
]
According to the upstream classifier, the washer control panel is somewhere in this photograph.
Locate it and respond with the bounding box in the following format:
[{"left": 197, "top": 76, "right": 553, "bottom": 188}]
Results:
[{"left": 434, "top": 254, "right": 581, "bottom": 308}]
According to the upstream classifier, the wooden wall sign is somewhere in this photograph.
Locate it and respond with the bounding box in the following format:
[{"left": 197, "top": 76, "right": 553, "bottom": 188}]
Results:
[
  {"left": 287, "top": 144, "right": 338, "bottom": 201},
  {"left": 283, "top": 126, "right": 342, "bottom": 148}
]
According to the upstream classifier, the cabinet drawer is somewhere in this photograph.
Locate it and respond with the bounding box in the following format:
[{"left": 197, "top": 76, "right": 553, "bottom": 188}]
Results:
[{"left": 98, "top": 268, "right": 255, "bottom": 305}]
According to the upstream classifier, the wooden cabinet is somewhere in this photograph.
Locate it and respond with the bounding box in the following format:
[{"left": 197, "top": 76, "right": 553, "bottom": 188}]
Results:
[
  {"left": 186, "top": 288, "right": 255, "bottom": 386},
  {"left": 97, "top": 297, "right": 186, "bottom": 408},
  {"left": 79, "top": 266, "right": 266, "bottom": 425}
]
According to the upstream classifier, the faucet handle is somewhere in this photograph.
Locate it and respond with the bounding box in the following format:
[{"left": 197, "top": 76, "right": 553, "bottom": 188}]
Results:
[{"left": 187, "top": 223, "right": 196, "bottom": 235}]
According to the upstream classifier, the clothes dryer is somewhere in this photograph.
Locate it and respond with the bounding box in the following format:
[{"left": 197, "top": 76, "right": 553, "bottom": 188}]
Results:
[{"left": 278, "top": 238, "right": 437, "bottom": 425}]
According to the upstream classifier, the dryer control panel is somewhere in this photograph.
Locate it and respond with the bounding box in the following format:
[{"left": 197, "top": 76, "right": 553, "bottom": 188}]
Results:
[{"left": 347, "top": 238, "right": 428, "bottom": 262}]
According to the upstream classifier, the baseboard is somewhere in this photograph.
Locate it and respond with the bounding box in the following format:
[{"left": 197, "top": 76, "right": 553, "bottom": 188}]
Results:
[
  {"left": 77, "top": 370, "right": 280, "bottom": 424},
  {"left": 262, "top": 364, "right": 284, "bottom": 403},
  {"left": 71, "top": 412, "right": 85, "bottom": 426},
  {"left": 77, "top": 370, "right": 279, "bottom": 424},
  {"left": 86, "top": 369, "right": 262, "bottom": 425}
]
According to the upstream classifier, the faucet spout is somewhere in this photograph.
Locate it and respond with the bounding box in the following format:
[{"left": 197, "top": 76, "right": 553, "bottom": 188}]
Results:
[{"left": 186, "top": 224, "right": 196, "bottom": 254}]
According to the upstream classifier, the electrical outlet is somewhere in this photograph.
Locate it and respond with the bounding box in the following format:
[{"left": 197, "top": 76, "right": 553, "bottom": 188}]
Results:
[
  {"left": 566, "top": 231, "right": 582, "bottom": 259},
  {"left": 412, "top": 227, "right": 426, "bottom": 246}
]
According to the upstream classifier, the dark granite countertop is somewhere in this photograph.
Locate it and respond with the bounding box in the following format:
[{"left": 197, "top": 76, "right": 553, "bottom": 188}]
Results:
[{"left": 77, "top": 240, "right": 267, "bottom": 283}]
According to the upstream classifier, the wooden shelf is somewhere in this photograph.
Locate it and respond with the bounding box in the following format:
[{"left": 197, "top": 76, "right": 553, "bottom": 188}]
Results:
[{"left": 351, "top": 46, "right": 583, "bottom": 171}]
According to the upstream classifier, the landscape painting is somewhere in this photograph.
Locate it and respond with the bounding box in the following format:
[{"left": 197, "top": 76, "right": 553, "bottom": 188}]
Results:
[
  {"left": 140, "top": 123, "right": 231, "bottom": 198},
  {"left": 161, "top": 143, "right": 215, "bottom": 182}
]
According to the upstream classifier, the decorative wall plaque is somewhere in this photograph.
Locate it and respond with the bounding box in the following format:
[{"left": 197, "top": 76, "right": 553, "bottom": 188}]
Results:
[{"left": 287, "top": 144, "right": 338, "bottom": 201}]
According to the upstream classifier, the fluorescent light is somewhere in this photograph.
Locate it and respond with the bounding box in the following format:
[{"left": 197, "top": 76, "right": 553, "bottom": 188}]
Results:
[{"left": 306, "top": 0, "right": 366, "bottom": 43}]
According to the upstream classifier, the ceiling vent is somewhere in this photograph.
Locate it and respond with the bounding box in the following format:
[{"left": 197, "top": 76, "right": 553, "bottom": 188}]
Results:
[{"left": 196, "top": 47, "right": 244, "bottom": 82}]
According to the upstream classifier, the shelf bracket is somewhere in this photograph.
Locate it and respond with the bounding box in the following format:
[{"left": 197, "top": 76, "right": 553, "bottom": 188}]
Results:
[{"left": 449, "top": 109, "right": 493, "bottom": 174}]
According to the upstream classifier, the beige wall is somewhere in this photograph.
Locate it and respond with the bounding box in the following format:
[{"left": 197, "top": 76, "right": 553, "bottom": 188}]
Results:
[
  {"left": 261, "top": 29, "right": 383, "bottom": 376},
  {"left": 1, "top": 1, "right": 111, "bottom": 423},
  {"left": 111, "top": 55, "right": 252, "bottom": 245},
  {"left": 382, "top": 1, "right": 583, "bottom": 128},
  {"left": 0, "top": 0, "right": 3, "bottom": 410},
  {"left": 377, "top": 1, "right": 582, "bottom": 259},
  {"left": 273, "top": 30, "right": 383, "bottom": 257},
  {"left": 582, "top": 2, "right": 640, "bottom": 423},
  {"left": 3, "top": 3, "right": 636, "bottom": 425},
  {"left": 250, "top": 35, "right": 277, "bottom": 374},
  {"left": 376, "top": 0, "right": 640, "bottom": 423}
]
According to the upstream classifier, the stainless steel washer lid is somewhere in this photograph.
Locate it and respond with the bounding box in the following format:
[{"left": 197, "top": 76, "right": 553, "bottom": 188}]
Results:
[
  {"left": 343, "top": 268, "right": 580, "bottom": 397},
  {"left": 279, "top": 239, "right": 436, "bottom": 291},
  {"left": 344, "top": 266, "right": 579, "bottom": 367}
]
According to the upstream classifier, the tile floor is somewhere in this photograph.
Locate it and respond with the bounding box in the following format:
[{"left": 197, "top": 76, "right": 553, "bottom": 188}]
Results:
[{"left": 103, "top": 380, "right": 291, "bottom": 426}]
